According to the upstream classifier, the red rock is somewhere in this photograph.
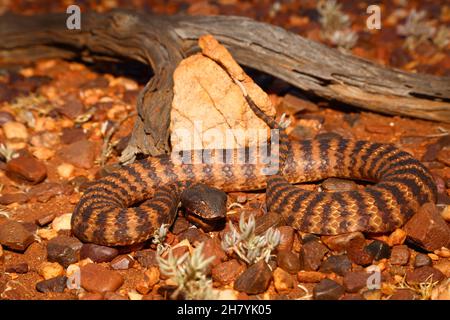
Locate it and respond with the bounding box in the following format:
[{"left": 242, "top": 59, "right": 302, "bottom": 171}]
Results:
[
  {"left": 313, "top": 279, "right": 345, "bottom": 300},
  {"left": 6, "top": 155, "right": 47, "bottom": 184},
  {"left": 5, "top": 262, "right": 29, "bottom": 274},
  {"left": 80, "top": 244, "right": 119, "bottom": 263},
  {"left": 234, "top": 260, "right": 272, "bottom": 294},
  {"left": 343, "top": 271, "right": 370, "bottom": 293},
  {"left": 340, "top": 293, "right": 365, "bottom": 300},
  {"left": 347, "top": 238, "right": 374, "bottom": 266},
  {"left": 0, "top": 220, "right": 35, "bottom": 251},
  {"left": 390, "top": 245, "right": 410, "bottom": 266},
  {"left": 47, "top": 235, "right": 82, "bottom": 268},
  {"left": 80, "top": 263, "right": 124, "bottom": 293},
  {"left": 135, "top": 249, "right": 159, "bottom": 268},
  {"left": 80, "top": 292, "right": 104, "bottom": 300},
  {"left": 110, "top": 255, "right": 134, "bottom": 270},
  {"left": 433, "top": 260, "right": 450, "bottom": 277},
  {"left": 320, "top": 254, "right": 352, "bottom": 276},
  {"left": 61, "top": 127, "right": 87, "bottom": 145},
  {"left": 297, "top": 271, "right": 326, "bottom": 283},
  {"left": 35, "top": 213, "right": 56, "bottom": 227},
  {"left": 277, "top": 250, "right": 301, "bottom": 274},
  {"left": 276, "top": 226, "right": 295, "bottom": 252},
  {"left": 201, "top": 238, "right": 227, "bottom": 267},
  {"left": 321, "top": 232, "right": 365, "bottom": 252},
  {"left": 0, "top": 193, "right": 28, "bottom": 205},
  {"left": 389, "top": 289, "right": 418, "bottom": 300},
  {"left": 404, "top": 202, "right": 450, "bottom": 251},
  {"left": 413, "top": 253, "right": 432, "bottom": 268},
  {"left": 57, "top": 94, "right": 84, "bottom": 119},
  {"left": 104, "top": 292, "right": 128, "bottom": 300},
  {"left": 406, "top": 266, "right": 445, "bottom": 285},
  {"left": 58, "top": 140, "right": 96, "bottom": 169},
  {"left": 212, "top": 259, "right": 246, "bottom": 285},
  {"left": 299, "top": 240, "right": 329, "bottom": 271}
]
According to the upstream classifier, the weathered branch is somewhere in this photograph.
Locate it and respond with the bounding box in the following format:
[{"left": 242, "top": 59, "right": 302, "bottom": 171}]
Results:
[{"left": 0, "top": 10, "right": 449, "bottom": 159}]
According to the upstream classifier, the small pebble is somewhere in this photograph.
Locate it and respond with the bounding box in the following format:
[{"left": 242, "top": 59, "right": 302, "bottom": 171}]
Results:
[
  {"left": 387, "top": 229, "right": 407, "bottom": 246},
  {"left": 320, "top": 254, "right": 352, "bottom": 276},
  {"left": 297, "top": 271, "right": 326, "bottom": 283},
  {"left": 36, "top": 276, "right": 68, "bottom": 293},
  {"left": 79, "top": 292, "right": 104, "bottom": 300},
  {"left": 313, "top": 279, "right": 345, "bottom": 300},
  {"left": 365, "top": 240, "right": 391, "bottom": 261},
  {"left": 0, "top": 220, "right": 35, "bottom": 251},
  {"left": 6, "top": 155, "right": 47, "bottom": 184},
  {"left": 404, "top": 202, "right": 450, "bottom": 251},
  {"left": 80, "top": 244, "right": 119, "bottom": 263},
  {"left": 36, "top": 213, "right": 56, "bottom": 227},
  {"left": 5, "top": 262, "right": 29, "bottom": 274},
  {"left": 389, "top": 245, "right": 410, "bottom": 266},
  {"left": 212, "top": 259, "right": 246, "bottom": 285},
  {"left": 321, "top": 232, "right": 364, "bottom": 252},
  {"left": 38, "top": 261, "right": 65, "bottom": 280},
  {"left": 110, "top": 255, "right": 134, "bottom": 270},
  {"left": 80, "top": 263, "right": 124, "bottom": 293},
  {"left": 276, "top": 226, "right": 295, "bottom": 252},
  {"left": 389, "top": 288, "right": 418, "bottom": 300},
  {"left": 276, "top": 250, "right": 301, "bottom": 274},
  {"left": 58, "top": 140, "right": 96, "bottom": 169},
  {"left": 3, "top": 121, "right": 28, "bottom": 140},
  {"left": 343, "top": 271, "right": 370, "bottom": 293},
  {"left": 135, "top": 249, "right": 158, "bottom": 268},
  {"left": 234, "top": 260, "right": 272, "bottom": 295},
  {"left": 362, "top": 289, "right": 382, "bottom": 300},
  {"left": 347, "top": 238, "right": 373, "bottom": 266},
  {"left": 273, "top": 268, "right": 295, "bottom": 292},
  {"left": 413, "top": 253, "right": 432, "bottom": 268},
  {"left": 433, "top": 260, "right": 450, "bottom": 277},
  {"left": 406, "top": 266, "right": 445, "bottom": 285},
  {"left": 57, "top": 163, "right": 75, "bottom": 179},
  {"left": 51, "top": 213, "right": 72, "bottom": 231},
  {"left": 37, "top": 228, "right": 58, "bottom": 240},
  {"left": 144, "top": 267, "right": 160, "bottom": 288},
  {"left": 299, "top": 240, "right": 329, "bottom": 271},
  {"left": 47, "top": 235, "right": 83, "bottom": 268},
  {"left": 104, "top": 292, "right": 128, "bottom": 300}
]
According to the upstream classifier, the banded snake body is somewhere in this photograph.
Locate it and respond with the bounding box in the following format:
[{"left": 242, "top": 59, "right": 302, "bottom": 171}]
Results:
[{"left": 71, "top": 93, "right": 437, "bottom": 246}]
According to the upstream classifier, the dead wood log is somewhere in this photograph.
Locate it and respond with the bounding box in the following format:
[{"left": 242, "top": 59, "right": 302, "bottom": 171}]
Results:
[{"left": 0, "top": 10, "right": 449, "bottom": 161}]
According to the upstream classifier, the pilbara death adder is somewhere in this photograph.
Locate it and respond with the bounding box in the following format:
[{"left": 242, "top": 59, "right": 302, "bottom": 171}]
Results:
[{"left": 71, "top": 89, "right": 437, "bottom": 246}]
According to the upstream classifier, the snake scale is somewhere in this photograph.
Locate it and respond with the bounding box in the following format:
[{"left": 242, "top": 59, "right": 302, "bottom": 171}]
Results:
[{"left": 71, "top": 93, "right": 437, "bottom": 246}]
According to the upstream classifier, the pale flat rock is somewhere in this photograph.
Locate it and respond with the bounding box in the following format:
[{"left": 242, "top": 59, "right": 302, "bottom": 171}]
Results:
[{"left": 170, "top": 35, "right": 275, "bottom": 151}]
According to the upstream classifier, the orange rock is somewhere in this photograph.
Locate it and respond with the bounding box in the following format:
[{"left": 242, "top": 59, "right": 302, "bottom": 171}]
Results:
[
  {"left": 80, "top": 263, "right": 124, "bottom": 294},
  {"left": 297, "top": 271, "right": 326, "bottom": 283}
]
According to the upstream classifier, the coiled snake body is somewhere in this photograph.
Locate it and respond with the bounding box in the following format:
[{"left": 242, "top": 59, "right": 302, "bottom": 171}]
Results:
[{"left": 72, "top": 95, "right": 437, "bottom": 246}]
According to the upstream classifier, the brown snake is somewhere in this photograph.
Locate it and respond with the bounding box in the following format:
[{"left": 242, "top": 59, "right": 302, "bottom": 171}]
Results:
[{"left": 71, "top": 94, "right": 437, "bottom": 246}]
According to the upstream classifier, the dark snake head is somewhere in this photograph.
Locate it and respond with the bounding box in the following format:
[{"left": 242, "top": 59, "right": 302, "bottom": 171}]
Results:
[{"left": 180, "top": 183, "right": 227, "bottom": 231}]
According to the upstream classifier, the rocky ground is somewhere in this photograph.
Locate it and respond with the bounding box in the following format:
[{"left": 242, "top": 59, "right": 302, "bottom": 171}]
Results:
[{"left": 0, "top": 0, "right": 449, "bottom": 300}]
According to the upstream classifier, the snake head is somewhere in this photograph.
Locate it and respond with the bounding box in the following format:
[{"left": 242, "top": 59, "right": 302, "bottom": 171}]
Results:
[{"left": 180, "top": 183, "right": 227, "bottom": 231}]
